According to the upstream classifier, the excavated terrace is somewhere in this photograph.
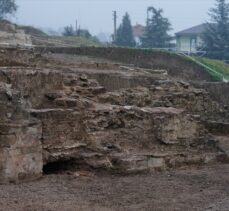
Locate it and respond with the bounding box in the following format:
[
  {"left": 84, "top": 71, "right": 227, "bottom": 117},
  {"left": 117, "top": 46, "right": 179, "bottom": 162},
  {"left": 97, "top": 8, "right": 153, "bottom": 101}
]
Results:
[{"left": 0, "top": 48, "right": 228, "bottom": 184}]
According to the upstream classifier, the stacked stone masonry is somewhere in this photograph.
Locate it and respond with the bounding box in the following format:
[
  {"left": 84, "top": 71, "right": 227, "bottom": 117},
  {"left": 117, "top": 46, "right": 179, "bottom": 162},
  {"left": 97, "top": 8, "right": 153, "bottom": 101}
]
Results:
[{"left": 0, "top": 48, "right": 228, "bottom": 184}]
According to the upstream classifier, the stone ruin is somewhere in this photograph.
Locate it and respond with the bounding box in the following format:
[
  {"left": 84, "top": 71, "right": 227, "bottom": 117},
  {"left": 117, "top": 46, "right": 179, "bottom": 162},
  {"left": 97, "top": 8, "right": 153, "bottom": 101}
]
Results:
[
  {"left": 0, "top": 48, "right": 228, "bottom": 184},
  {"left": 0, "top": 20, "right": 32, "bottom": 47}
]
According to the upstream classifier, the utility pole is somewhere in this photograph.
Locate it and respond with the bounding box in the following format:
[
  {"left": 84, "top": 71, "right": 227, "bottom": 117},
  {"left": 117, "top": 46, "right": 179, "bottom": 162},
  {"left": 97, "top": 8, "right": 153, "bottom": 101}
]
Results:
[
  {"left": 113, "top": 11, "right": 117, "bottom": 43},
  {"left": 75, "top": 19, "right": 78, "bottom": 35}
]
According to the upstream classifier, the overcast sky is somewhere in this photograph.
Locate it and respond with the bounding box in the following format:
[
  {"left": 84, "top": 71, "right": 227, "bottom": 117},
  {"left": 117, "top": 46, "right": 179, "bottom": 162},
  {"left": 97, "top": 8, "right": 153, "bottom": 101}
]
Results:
[{"left": 14, "top": 0, "right": 216, "bottom": 35}]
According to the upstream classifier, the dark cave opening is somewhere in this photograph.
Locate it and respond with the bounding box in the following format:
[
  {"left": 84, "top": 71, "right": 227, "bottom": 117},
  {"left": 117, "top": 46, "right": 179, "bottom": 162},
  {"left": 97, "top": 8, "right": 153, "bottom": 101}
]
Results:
[{"left": 43, "top": 159, "right": 77, "bottom": 175}]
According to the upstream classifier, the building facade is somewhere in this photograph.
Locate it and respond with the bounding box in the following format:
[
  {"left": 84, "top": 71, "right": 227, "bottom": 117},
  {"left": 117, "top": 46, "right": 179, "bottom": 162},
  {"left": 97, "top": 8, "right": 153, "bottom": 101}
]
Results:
[{"left": 175, "top": 23, "right": 208, "bottom": 53}]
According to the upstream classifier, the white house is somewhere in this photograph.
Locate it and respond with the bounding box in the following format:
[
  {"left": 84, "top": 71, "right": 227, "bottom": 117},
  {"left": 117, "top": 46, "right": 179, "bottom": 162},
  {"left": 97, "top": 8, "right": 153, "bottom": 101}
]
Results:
[{"left": 175, "top": 23, "right": 209, "bottom": 53}]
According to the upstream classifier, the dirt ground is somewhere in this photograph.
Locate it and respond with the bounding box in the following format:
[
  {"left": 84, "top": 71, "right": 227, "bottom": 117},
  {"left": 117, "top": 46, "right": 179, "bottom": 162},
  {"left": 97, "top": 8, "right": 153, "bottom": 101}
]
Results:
[{"left": 0, "top": 164, "right": 228, "bottom": 211}]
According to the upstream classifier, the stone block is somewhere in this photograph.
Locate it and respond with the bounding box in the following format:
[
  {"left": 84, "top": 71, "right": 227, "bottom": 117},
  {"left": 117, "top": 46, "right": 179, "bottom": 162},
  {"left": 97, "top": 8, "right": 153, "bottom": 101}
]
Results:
[{"left": 148, "top": 157, "right": 165, "bottom": 169}]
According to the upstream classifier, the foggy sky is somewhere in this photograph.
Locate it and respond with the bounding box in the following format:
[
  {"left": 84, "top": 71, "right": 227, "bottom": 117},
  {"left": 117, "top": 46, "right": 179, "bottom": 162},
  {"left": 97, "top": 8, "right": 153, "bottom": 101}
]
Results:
[{"left": 14, "top": 0, "right": 216, "bottom": 35}]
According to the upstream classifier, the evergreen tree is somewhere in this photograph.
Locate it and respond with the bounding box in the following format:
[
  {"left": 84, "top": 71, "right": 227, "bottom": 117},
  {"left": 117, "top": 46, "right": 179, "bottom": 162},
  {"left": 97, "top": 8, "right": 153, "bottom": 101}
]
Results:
[
  {"left": 0, "top": 0, "right": 17, "bottom": 19},
  {"left": 62, "top": 25, "right": 75, "bottom": 36},
  {"left": 76, "top": 29, "right": 92, "bottom": 38},
  {"left": 202, "top": 0, "right": 229, "bottom": 60},
  {"left": 115, "top": 13, "right": 136, "bottom": 47},
  {"left": 141, "top": 7, "right": 172, "bottom": 48}
]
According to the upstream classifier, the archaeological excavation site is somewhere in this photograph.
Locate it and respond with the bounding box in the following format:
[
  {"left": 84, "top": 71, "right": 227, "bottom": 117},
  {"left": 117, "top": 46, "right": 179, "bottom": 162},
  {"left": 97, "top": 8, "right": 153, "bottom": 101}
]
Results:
[
  {"left": 0, "top": 47, "right": 228, "bottom": 185},
  {"left": 1, "top": 0, "right": 229, "bottom": 209}
]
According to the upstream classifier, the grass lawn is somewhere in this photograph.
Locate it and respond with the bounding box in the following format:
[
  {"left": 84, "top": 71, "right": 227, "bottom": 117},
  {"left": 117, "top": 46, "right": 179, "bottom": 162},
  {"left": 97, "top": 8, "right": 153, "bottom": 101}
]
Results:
[
  {"left": 195, "top": 57, "right": 229, "bottom": 81},
  {"left": 50, "top": 36, "right": 103, "bottom": 47}
]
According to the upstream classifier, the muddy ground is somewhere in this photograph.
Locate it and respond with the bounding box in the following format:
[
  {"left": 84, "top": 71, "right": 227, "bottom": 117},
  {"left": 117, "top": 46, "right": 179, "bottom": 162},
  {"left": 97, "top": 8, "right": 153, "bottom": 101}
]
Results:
[{"left": 0, "top": 164, "right": 228, "bottom": 211}]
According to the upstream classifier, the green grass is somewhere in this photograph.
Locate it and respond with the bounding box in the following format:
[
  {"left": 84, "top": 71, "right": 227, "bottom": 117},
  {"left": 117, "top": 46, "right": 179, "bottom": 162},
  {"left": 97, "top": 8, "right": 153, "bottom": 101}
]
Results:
[
  {"left": 92, "top": 47, "right": 228, "bottom": 81},
  {"left": 120, "top": 48, "right": 229, "bottom": 81},
  {"left": 135, "top": 48, "right": 229, "bottom": 82},
  {"left": 50, "top": 36, "right": 103, "bottom": 47},
  {"left": 195, "top": 57, "right": 229, "bottom": 81},
  {"left": 18, "top": 25, "right": 48, "bottom": 37}
]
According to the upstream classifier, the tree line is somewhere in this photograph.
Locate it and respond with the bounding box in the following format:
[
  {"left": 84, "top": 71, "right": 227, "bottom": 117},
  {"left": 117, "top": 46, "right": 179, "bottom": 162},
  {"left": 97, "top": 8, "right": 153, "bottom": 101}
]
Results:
[
  {"left": 1, "top": 0, "right": 229, "bottom": 60},
  {"left": 203, "top": 0, "right": 229, "bottom": 60},
  {"left": 114, "top": 7, "right": 172, "bottom": 49},
  {"left": 115, "top": 0, "right": 229, "bottom": 60}
]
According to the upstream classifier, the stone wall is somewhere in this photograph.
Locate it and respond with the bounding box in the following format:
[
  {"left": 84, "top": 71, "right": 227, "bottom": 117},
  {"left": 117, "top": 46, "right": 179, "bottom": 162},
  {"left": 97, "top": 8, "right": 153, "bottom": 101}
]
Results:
[
  {"left": 0, "top": 20, "right": 32, "bottom": 47},
  {"left": 0, "top": 49, "right": 227, "bottom": 184},
  {"left": 0, "top": 67, "right": 224, "bottom": 181},
  {"left": 0, "top": 30, "right": 32, "bottom": 47},
  {"left": 0, "top": 83, "right": 42, "bottom": 184},
  {"left": 34, "top": 47, "right": 229, "bottom": 106}
]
